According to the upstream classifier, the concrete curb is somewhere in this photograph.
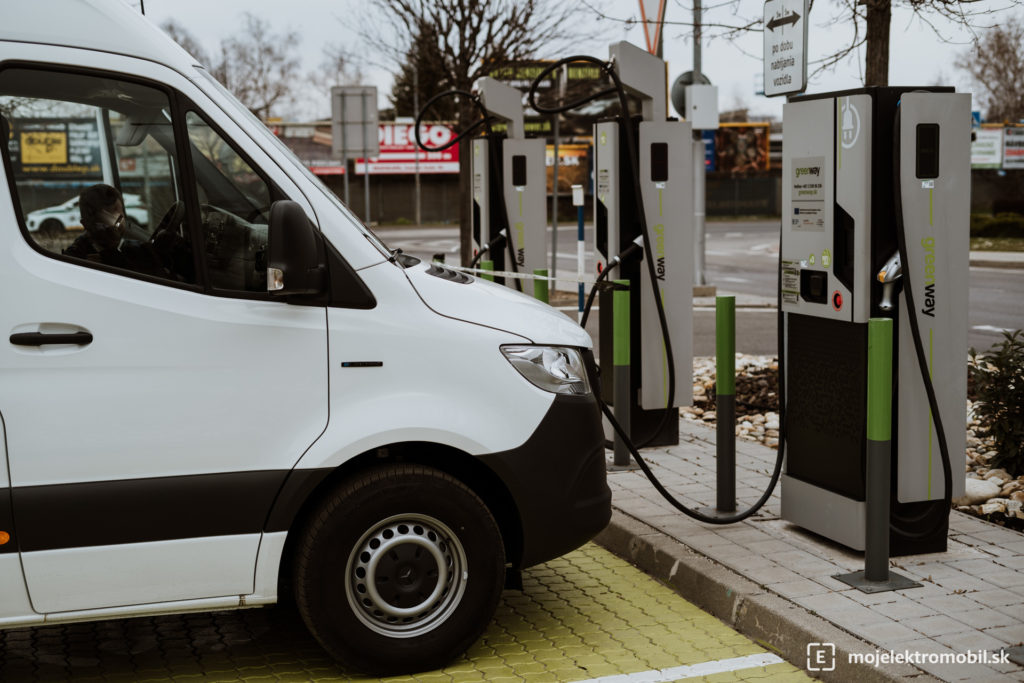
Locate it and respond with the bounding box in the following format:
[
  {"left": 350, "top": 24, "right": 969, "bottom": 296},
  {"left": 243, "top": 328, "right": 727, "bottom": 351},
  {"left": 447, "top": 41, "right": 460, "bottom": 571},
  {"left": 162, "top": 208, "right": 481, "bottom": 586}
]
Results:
[
  {"left": 970, "top": 258, "right": 1024, "bottom": 269},
  {"left": 593, "top": 510, "right": 938, "bottom": 683}
]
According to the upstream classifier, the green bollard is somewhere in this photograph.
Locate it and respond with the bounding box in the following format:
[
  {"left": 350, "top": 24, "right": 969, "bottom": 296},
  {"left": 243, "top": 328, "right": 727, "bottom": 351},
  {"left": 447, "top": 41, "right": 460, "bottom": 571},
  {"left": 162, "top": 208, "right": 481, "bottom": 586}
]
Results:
[
  {"left": 715, "top": 295, "right": 736, "bottom": 513},
  {"left": 864, "top": 317, "right": 895, "bottom": 582},
  {"left": 613, "top": 280, "right": 631, "bottom": 467},
  {"left": 834, "top": 318, "right": 921, "bottom": 593},
  {"left": 533, "top": 269, "right": 549, "bottom": 304},
  {"left": 481, "top": 259, "right": 494, "bottom": 282}
]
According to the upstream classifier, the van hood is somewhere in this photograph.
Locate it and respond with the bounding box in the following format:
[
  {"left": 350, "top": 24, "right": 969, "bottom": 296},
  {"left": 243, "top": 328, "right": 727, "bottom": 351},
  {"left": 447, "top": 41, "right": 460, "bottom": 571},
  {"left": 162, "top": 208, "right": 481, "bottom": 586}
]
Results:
[{"left": 402, "top": 262, "right": 591, "bottom": 348}]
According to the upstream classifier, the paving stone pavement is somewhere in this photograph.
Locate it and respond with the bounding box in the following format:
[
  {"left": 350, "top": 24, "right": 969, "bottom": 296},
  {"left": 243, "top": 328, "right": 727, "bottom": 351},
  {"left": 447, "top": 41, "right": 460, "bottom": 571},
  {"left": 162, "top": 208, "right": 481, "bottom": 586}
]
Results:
[
  {"left": 0, "top": 544, "right": 809, "bottom": 682},
  {"left": 600, "top": 419, "right": 1024, "bottom": 683}
]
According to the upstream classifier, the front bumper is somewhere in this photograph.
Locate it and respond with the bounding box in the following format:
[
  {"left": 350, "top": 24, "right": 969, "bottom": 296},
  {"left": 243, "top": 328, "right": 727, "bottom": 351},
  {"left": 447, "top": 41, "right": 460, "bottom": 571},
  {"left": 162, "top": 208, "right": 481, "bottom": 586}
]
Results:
[{"left": 479, "top": 388, "right": 611, "bottom": 569}]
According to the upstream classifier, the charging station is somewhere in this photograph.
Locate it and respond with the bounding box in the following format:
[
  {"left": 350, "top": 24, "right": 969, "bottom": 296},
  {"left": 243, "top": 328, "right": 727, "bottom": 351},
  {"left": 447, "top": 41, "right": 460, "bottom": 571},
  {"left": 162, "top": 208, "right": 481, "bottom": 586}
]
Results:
[
  {"left": 779, "top": 87, "right": 969, "bottom": 555},
  {"left": 593, "top": 41, "right": 694, "bottom": 447},
  {"left": 470, "top": 77, "right": 546, "bottom": 295}
]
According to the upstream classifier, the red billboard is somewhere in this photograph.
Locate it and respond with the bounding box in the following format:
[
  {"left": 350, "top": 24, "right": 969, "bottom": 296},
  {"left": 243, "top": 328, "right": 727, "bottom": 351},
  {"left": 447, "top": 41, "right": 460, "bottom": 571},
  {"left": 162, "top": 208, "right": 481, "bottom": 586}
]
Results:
[{"left": 354, "top": 123, "right": 459, "bottom": 175}]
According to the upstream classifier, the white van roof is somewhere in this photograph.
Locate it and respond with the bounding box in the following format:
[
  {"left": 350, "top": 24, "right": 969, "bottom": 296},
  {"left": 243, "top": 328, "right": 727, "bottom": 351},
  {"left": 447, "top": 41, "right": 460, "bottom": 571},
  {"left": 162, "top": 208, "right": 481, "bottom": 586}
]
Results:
[{"left": 1, "top": 0, "right": 199, "bottom": 73}]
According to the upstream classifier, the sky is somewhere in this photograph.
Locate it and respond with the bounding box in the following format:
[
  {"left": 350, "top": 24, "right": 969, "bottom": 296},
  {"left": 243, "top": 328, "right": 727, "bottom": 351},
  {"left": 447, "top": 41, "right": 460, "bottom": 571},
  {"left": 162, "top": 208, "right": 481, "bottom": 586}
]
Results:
[{"left": 137, "top": 0, "right": 1020, "bottom": 122}]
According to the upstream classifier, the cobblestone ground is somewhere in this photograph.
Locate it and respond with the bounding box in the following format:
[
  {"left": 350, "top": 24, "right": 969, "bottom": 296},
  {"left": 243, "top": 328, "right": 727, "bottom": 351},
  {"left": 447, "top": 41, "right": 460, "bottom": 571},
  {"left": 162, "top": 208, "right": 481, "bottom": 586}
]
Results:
[{"left": 0, "top": 544, "right": 810, "bottom": 682}]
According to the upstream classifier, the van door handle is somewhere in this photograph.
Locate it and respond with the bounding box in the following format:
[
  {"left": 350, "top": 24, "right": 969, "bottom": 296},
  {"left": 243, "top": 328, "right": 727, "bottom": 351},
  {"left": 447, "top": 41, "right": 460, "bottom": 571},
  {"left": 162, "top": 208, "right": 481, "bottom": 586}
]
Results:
[{"left": 10, "top": 331, "right": 93, "bottom": 346}]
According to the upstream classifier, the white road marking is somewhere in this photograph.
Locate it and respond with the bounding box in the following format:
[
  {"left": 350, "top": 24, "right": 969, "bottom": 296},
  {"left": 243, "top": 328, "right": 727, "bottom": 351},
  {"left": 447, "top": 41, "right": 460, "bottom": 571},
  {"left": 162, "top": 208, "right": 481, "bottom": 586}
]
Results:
[
  {"left": 719, "top": 276, "right": 750, "bottom": 283},
  {"left": 569, "top": 653, "right": 785, "bottom": 683},
  {"left": 973, "top": 325, "right": 1014, "bottom": 334}
]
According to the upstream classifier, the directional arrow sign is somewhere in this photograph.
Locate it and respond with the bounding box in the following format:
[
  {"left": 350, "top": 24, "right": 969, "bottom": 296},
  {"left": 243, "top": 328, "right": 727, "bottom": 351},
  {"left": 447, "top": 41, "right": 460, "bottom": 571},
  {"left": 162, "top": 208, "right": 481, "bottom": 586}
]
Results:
[
  {"left": 766, "top": 10, "right": 800, "bottom": 30},
  {"left": 763, "top": 0, "right": 808, "bottom": 97}
]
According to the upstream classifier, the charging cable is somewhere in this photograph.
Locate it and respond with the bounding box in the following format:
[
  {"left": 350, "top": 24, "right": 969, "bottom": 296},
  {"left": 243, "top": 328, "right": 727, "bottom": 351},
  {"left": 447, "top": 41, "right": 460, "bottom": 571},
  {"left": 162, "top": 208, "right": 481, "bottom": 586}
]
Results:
[
  {"left": 415, "top": 90, "right": 523, "bottom": 291},
  {"left": 528, "top": 57, "right": 786, "bottom": 523}
]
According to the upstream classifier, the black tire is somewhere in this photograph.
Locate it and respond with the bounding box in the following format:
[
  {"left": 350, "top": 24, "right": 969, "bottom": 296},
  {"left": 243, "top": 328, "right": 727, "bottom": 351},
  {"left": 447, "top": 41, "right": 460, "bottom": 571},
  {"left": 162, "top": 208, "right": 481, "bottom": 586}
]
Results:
[
  {"left": 293, "top": 464, "right": 505, "bottom": 675},
  {"left": 39, "top": 218, "right": 64, "bottom": 238}
]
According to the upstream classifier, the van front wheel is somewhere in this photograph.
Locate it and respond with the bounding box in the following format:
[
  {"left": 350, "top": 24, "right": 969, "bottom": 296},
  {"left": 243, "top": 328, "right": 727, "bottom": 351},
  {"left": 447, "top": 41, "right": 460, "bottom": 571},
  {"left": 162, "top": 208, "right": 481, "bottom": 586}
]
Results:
[{"left": 293, "top": 464, "right": 505, "bottom": 675}]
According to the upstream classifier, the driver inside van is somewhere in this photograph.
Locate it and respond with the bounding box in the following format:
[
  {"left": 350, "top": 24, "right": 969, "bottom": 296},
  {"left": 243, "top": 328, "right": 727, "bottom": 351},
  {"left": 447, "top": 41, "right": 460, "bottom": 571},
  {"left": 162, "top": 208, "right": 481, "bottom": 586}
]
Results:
[{"left": 64, "top": 183, "right": 190, "bottom": 281}]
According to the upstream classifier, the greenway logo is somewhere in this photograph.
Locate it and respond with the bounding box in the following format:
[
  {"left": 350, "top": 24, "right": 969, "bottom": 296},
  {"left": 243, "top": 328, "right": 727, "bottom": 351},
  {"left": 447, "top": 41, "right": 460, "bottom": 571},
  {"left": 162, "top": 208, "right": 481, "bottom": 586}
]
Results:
[
  {"left": 794, "top": 166, "right": 821, "bottom": 178},
  {"left": 653, "top": 224, "right": 666, "bottom": 280},
  {"left": 921, "top": 237, "right": 937, "bottom": 317},
  {"left": 515, "top": 221, "right": 526, "bottom": 266}
]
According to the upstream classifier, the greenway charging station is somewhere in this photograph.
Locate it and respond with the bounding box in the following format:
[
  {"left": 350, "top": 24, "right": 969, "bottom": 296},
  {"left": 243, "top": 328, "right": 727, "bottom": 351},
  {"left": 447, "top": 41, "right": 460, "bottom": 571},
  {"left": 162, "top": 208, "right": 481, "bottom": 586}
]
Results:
[
  {"left": 470, "top": 77, "right": 546, "bottom": 295},
  {"left": 779, "top": 87, "right": 969, "bottom": 555},
  {"left": 593, "top": 42, "right": 694, "bottom": 446}
]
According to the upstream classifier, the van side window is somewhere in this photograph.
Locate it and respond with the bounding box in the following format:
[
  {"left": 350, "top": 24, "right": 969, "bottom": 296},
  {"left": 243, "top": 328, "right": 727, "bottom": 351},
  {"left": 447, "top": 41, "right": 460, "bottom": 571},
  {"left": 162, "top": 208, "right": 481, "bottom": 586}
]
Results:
[
  {"left": 0, "top": 68, "right": 195, "bottom": 284},
  {"left": 185, "top": 111, "right": 273, "bottom": 293}
]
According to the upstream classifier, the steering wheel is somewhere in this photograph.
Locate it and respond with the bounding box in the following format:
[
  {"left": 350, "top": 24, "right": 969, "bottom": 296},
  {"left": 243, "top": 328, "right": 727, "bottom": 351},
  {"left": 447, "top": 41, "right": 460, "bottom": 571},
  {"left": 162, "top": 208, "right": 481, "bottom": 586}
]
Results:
[{"left": 150, "top": 201, "right": 185, "bottom": 241}]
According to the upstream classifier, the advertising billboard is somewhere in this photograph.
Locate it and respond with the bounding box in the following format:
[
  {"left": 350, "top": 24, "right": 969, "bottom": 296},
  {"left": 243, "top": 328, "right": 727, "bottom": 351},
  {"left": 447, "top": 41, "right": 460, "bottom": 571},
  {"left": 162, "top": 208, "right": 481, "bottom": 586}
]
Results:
[
  {"left": 8, "top": 117, "right": 103, "bottom": 179},
  {"left": 546, "top": 143, "right": 590, "bottom": 194},
  {"left": 971, "top": 127, "right": 1003, "bottom": 168},
  {"left": 713, "top": 122, "right": 770, "bottom": 173},
  {"left": 354, "top": 122, "right": 459, "bottom": 175},
  {"left": 1003, "top": 127, "right": 1024, "bottom": 170}
]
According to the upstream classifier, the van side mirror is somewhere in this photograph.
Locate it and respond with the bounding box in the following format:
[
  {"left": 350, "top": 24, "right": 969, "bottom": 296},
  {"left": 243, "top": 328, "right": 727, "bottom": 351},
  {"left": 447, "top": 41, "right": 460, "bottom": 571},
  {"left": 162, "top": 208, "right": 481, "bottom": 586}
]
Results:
[{"left": 267, "top": 200, "right": 326, "bottom": 296}]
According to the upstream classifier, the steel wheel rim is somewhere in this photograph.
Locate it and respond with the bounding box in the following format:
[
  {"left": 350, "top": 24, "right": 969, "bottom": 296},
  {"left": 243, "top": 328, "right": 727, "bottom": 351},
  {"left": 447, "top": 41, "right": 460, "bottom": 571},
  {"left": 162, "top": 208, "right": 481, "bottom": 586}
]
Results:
[{"left": 345, "top": 513, "right": 469, "bottom": 638}]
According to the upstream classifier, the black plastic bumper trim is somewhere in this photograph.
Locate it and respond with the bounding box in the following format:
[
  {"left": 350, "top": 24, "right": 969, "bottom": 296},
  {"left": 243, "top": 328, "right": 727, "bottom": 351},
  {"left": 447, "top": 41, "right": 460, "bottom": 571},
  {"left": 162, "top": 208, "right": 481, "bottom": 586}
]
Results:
[{"left": 479, "top": 392, "right": 611, "bottom": 568}]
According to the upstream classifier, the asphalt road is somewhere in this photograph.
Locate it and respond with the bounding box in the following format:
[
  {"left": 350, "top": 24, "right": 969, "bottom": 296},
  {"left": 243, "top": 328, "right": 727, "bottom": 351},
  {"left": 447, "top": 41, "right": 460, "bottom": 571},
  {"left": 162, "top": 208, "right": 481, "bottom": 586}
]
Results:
[{"left": 378, "top": 221, "right": 1023, "bottom": 356}]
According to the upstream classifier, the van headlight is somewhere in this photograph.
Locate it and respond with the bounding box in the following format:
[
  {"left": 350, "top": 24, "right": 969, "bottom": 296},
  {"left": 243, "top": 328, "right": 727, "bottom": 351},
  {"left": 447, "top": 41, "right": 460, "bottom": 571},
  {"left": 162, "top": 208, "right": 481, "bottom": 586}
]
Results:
[{"left": 501, "top": 345, "right": 590, "bottom": 395}]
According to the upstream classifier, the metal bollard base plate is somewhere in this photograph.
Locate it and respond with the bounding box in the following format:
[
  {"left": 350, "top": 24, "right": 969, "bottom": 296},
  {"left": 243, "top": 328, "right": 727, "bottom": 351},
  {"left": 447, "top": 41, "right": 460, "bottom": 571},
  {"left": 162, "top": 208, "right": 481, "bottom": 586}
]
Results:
[
  {"left": 606, "top": 457, "right": 641, "bottom": 472},
  {"left": 695, "top": 506, "right": 738, "bottom": 519},
  {"left": 833, "top": 569, "right": 922, "bottom": 594}
]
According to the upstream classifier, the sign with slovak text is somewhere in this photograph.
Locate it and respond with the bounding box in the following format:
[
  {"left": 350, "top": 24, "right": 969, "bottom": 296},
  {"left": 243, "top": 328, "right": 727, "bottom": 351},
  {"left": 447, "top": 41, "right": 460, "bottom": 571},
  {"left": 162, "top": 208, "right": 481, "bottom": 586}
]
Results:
[{"left": 763, "top": 0, "right": 808, "bottom": 97}]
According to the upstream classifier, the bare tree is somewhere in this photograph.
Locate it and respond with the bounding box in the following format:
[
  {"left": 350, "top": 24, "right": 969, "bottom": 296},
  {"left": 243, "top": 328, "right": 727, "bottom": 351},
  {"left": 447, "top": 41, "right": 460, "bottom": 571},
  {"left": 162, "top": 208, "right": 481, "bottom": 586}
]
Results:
[
  {"left": 214, "top": 14, "right": 301, "bottom": 121},
  {"left": 160, "top": 19, "right": 210, "bottom": 64},
  {"left": 161, "top": 15, "right": 300, "bottom": 121},
  {"left": 390, "top": 20, "right": 454, "bottom": 119},
  {"left": 361, "top": 0, "right": 590, "bottom": 263},
  {"left": 588, "top": 0, "right": 1022, "bottom": 87},
  {"left": 306, "top": 44, "right": 366, "bottom": 119},
  {"left": 822, "top": 0, "right": 1020, "bottom": 85},
  {"left": 956, "top": 15, "right": 1024, "bottom": 122}
]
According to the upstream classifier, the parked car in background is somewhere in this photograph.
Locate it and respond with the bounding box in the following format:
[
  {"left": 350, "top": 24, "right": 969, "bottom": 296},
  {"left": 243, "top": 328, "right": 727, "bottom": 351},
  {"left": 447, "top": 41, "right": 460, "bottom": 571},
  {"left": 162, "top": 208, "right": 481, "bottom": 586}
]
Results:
[{"left": 25, "top": 193, "right": 148, "bottom": 236}]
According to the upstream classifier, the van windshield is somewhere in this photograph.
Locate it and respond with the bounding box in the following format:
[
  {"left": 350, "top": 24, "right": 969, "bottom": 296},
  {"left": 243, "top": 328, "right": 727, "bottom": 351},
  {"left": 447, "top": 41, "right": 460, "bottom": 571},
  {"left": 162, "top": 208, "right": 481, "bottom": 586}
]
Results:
[{"left": 191, "top": 67, "right": 391, "bottom": 259}]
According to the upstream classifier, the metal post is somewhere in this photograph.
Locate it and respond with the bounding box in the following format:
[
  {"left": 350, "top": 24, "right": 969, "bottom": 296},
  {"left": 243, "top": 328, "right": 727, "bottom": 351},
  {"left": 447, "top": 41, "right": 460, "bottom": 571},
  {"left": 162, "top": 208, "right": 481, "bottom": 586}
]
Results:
[
  {"left": 414, "top": 65, "right": 422, "bottom": 227},
  {"left": 362, "top": 93, "right": 371, "bottom": 224},
  {"left": 551, "top": 65, "right": 566, "bottom": 279},
  {"left": 551, "top": 116, "right": 559, "bottom": 278},
  {"left": 694, "top": 137, "right": 707, "bottom": 285},
  {"left": 835, "top": 318, "right": 922, "bottom": 593},
  {"left": 613, "top": 279, "right": 631, "bottom": 467},
  {"left": 572, "top": 184, "right": 585, "bottom": 323},
  {"left": 481, "top": 259, "right": 494, "bottom": 282},
  {"left": 342, "top": 94, "right": 349, "bottom": 206},
  {"left": 715, "top": 295, "right": 736, "bottom": 512},
  {"left": 694, "top": 0, "right": 702, "bottom": 79},
  {"left": 533, "top": 269, "right": 549, "bottom": 304}
]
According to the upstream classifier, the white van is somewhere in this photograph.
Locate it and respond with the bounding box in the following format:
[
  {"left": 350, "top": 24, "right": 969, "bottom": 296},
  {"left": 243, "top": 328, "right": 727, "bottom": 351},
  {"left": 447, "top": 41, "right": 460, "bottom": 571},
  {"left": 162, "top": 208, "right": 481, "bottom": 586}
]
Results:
[{"left": 0, "top": 1, "right": 610, "bottom": 674}]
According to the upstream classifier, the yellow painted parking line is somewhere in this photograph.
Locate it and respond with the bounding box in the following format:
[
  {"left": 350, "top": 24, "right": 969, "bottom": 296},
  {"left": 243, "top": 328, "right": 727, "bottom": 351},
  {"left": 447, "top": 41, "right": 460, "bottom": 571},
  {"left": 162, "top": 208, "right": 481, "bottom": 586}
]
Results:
[{"left": 0, "top": 543, "right": 811, "bottom": 682}]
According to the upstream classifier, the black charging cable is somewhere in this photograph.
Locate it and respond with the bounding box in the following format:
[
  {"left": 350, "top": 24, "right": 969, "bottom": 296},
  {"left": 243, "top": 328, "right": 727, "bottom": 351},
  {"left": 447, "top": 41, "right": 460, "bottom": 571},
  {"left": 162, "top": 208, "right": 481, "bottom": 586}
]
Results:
[
  {"left": 528, "top": 57, "right": 787, "bottom": 524},
  {"left": 415, "top": 90, "right": 522, "bottom": 291},
  {"left": 887, "top": 100, "right": 954, "bottom": 538},
  {"left": 529, "top": 56, "right": 676, "bottom": 447},
  {"left": 580, "top": 237, "right": 644, "bottom": 329}
]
